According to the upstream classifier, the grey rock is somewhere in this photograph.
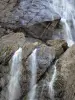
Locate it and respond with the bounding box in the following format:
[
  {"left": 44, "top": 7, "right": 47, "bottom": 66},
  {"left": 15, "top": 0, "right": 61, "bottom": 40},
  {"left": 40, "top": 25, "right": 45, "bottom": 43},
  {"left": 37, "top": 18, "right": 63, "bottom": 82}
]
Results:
[
  {"left": 55, "top": 44, "right": 75, "bottom": 100},
  {"left": 24, "top": 20, "right": 60, "bottom": 40},
  {"left": 0, "top": 32, "right": 39, "bottom": 100},
  {"left": 0, "top": 36, "right": 68, "bottom": 100},
  {"left": 21, "top": 40, "right": 68, "bottom": 100},
  {"left": 0, "top": 0, "right": 60, "bottom": 29},
  {"left": 46, "top": 39, "right": 68, "bottom": 58}
]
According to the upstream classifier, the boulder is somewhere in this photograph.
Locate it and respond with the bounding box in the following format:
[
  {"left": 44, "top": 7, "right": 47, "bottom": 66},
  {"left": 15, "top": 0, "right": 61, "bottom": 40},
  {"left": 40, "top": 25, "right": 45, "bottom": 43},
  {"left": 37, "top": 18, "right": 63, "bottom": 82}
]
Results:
[
  {"left": 0, "top": 35, "right": 68, "bottom": 100},
  {"left": 34, "top": 64, "right": 55, "bottom": 100},
  {"left": 0, "top": 32, "right": 39, "bottom": 100},
  {"left": 0, "top": 32, "right": 25, "bottom": 65},
  {"left": 21, "top": 44, "right": 55, "bottom": 99},
  {"left": 54, "top": 44, "right": 75, "bottom": 100},
  {"left": 0, "top": 0, "right": 60, "bottom": 29},
  {"left": 46, "top": 39, "right": 68, "bottom": 58},
  {"left": 24, "top": 20, "right": 60, "bottom": 40},
  {"left": 0, "top": 32, "right": 40, "bottom": 65},
  {"left": 21, "top": 40, "right": 68, "bottom": 100}
]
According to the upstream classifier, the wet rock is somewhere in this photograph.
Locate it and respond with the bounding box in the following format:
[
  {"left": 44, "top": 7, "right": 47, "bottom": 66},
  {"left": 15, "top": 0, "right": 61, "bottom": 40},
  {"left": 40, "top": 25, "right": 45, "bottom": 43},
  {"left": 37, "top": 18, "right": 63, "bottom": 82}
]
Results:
[
  {"left": 22, "top": 42, "right": 40, "bottom": 60},
  {"left": 46, "top": 39, "right": 68, "bottom": 58},
  {"left": 0, "top": 32, "right": 40, "bottom": 64},
  {"left": 0, "top": 32, "right": 40, "bottom": 100},
  {"left": 55, "top": 44, "right": 75, "bottom": 100},
  {"left": 0, "top": 32, "right": 26, "bottom": 65},
  {"left": 21, "top": 44, "right": 55, "bottom": 99},
  {"left": 0, "top": 0, "right": 60, "bottom": 29},
  {"left": 0, "top": 32, "right": 68, "bottom": 100},
  {"left": 0, "top": 64, "right": 10, "bottom": 100},
  {"left": 21, "top": 40, "right": 68, "bottom": 100},
  {"left": 24, "top": 20, "right": 60, "bottom": 40},
  {"left": 34, "top": 64, "right": 54, "bottom": 100}
]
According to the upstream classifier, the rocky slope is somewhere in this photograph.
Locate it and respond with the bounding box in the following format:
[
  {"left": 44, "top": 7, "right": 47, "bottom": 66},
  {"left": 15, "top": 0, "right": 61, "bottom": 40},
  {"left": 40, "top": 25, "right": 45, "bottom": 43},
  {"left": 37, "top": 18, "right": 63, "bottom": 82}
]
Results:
[
  {"left": 0, "top": 0, "right": 60, "bottom": 28},
  {"left": 0, "top": 0, "right": 61, "bottom": 41},
  {"left": 0, "top": 31, "right": 68, "bottom": 100},
  {"left": 0, "top": 24, "right": 75, "bottom": 100},
  {"left": 0, "top": 0, "right": 75, "bottom": 100},
  {"left": 55, "top": 44, "right": 75, "bottom": 100}
]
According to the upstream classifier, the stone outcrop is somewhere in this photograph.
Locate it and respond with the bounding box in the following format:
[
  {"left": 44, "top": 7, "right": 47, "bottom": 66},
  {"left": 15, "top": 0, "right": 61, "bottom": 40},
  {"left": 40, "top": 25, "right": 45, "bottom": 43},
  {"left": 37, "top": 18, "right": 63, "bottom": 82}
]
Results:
[
  {"left": 0, "top": 32, "right": 40, "bottom": 65},
  {"left": 0, "top": 32, "right": 39, "bottom": 100},
  {"left": 0, "top": 0, "right": 61, "bottom": 42},
  {"left": 46, "top": 39, "right": 68, "bottom": 58},
  {"left": 21, "top": 40, "right": 68, "bottom": 100},
  {"left": 55, "top": 44, "right": 75, "bottom": 100},
  {"left": 0, "top": 32, "right": 25, "bottom": 65},
  {"left": 0, "top": 0, "right": 60, "bottom": 29},
  {"left": 24, "top": 20, "right": 60, "bottom": 40},
  {"left": 0, "top": 34, "right": 68, "bottom": 100},
  {"left": 0, "top": 1, "right": 75, "bottom": 100}
]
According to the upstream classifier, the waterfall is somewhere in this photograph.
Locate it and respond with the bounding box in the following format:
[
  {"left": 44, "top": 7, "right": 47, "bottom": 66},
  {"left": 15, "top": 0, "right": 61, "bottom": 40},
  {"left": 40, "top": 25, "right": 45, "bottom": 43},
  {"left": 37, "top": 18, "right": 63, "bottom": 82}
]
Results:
[
  {"left": 28, "top": 49, "right": 37, "bottom": 100},
  {"left": 8, "top": 48, "right": 22, "bottom": 100},
  {"left": 51, "top": 0, "right": 75, "bottom": 46},
  {"left": 61, "top": 18, "right": 74, "bottom": 47},
  {"left": 48, "top": 64, "right": 57, "bottom": 100}
]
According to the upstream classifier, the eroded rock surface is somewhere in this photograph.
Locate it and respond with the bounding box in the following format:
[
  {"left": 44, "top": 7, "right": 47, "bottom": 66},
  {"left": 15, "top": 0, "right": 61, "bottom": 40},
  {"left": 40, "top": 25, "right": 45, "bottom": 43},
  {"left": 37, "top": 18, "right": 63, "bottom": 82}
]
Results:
[
  {"left": 55, "top": 44, "right": 75, "bottom": 100},
  {"left": 0, "top": 0, "right": 60, "bottom": 29},
  {"left": 21, "top": 40, "right": 67, "bottom": 100},
  {"left": 0, "top": 32, "right": 39, "bottom": 100},
  {"left": 24, "top": 20, "right": 60, "bottom": 40},
  {"left": 0, "top": 36, "right": 68, "bottom": 100},
  {"left": 46, "top": 39, "right": 68, "bottom": 58}
]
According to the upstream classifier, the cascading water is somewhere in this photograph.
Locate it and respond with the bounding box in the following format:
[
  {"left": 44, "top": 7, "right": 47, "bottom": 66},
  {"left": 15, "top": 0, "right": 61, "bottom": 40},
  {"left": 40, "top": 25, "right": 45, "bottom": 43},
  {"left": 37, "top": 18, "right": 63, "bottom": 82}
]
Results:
[
  {"left": 28, "top": 49, "right": 37, "bottom": 100},
  {"left": 47, "top": 1, "right": 75, "bottom": 98},
  {"left": 51, "top": 0, "right": 75, "bottom": 47},
  {"left": 61, "top": 18, "right": 74, "bottom": 47},
  {"left": 48, "top": 64, "right": 57, "bottom": 100},
  {"left": 8, "top": 48, "right": 22, "bottom": 100}
]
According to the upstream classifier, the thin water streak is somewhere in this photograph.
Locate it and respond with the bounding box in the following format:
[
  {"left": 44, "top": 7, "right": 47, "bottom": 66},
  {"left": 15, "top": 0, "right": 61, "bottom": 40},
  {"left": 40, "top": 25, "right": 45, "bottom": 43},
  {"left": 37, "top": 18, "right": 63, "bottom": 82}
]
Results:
[
  {"left": 51, "top": 0, "right": 75, "bottom": 46},
  {"left": 28, "top": 49, "right": 37, "bottom": 100},
  {"left": 61, "top": 18, "right": 74, "bottom": 47},
  {"left": 8, "top": 47, "right": 22, "bottom": 100},
  {"left": 48, "top": 64, "right": 57, "bottom": 100}
]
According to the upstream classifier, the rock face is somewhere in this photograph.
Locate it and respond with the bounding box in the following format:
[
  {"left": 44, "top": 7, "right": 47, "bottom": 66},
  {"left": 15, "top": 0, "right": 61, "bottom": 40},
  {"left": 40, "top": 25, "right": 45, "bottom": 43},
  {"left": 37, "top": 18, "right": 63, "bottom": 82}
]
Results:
[
  {"left": 21, "top": 44, "right": 55, "bottom": 99},
  {"left": 0, "top": 32, "right": 39, "bottom": 100},
  {"left": 0, "top": 32, "right": 40, "bottom": 64},
  {"left": 21, "top": 40, "right": 67, "bottom": 100},
  {"left": 0, "top": 0, "right": 61, "bottom": 41},
  {"left": 24, "top": 20, "right": 60, "bottom": 40},
  {"left": 0, "top": 34, "right": 68, "bottom": 100},
  {"left": 55, "top": 44, "right": 75, "bottom": 100},
  {"left": 0, "top": 0, "right": 60, "bottom": 29},
  {"left": 1, "top": 1, "right": 75, "bottom": 100},
  {"left": 0, "top": 32, "right": 25, "bottom": 65},
  {"left": 46, "top": 39, "right": 68, "bottom": 58}
]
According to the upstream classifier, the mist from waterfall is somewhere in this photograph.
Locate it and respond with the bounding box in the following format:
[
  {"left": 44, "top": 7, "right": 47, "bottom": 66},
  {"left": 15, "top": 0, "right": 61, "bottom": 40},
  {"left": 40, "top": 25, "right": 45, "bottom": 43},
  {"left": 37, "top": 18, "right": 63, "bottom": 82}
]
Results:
[
  {"left": 28, "top": 49, "right": 37, "bottom": 100},
  {"left": 8, "top": 48, "right": 22, "bottom": 100},
  {"left": 51, "top": 0, "right": 75, "bottom": 46}
]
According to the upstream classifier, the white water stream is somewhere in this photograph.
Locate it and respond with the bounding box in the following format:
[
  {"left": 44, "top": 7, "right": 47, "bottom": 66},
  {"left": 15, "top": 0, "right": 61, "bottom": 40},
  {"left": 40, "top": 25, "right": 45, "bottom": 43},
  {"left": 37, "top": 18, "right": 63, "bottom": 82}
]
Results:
[
  {"left": 48, "top": 64, "right": 57, "bottom": 100},
  {"left": 61, "top": 18, "right": 74, "bottom": 47},
  {"left": 52, "top": 0, "right": 75, "bottom": 47},
  {"left": 47, "top": 1, "right": 75, "bottom": 99},
  {"left": 28, "top": 49, "right": 37, "bottom": 100},
  {"left": 7, "top": 1, "right": 75, "bottom": 100},
  {"left": 8, "top": 48, "right": 22, "bottom": 100}
]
